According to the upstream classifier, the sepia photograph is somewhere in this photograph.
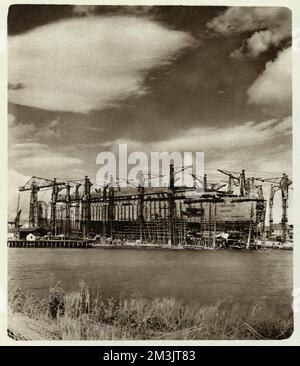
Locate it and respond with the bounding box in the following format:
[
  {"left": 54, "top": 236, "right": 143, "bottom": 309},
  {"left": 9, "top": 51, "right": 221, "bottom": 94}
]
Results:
[{"left": 5, "top": 3, "right": 294, "bottom": 341}]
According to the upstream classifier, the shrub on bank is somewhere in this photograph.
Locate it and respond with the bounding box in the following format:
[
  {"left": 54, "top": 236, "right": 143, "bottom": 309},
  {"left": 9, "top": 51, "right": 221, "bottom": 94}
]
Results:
[{"left": 8, "top": 283, "right": 293, "bottom": 340}]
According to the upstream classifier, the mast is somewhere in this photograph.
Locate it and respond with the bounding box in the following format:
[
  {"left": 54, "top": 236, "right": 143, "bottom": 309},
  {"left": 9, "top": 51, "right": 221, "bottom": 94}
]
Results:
[
  {"left": 246, "top": 202, "right": 254, "bottom": 250},
  {"left": 281, "top": 173, "right": 289, "bottom": 244},
  {"left": 168, "top": 164, "right": 175, "bottom": 245},
  {"left": 269, "top": 185, "right": 274, "bottom": 236},
  {"left": 137, "top": 171, "right": 145, "bottom": 242},
  {"left": 14, "top": 193, "right": 21, "bottom": 229}
]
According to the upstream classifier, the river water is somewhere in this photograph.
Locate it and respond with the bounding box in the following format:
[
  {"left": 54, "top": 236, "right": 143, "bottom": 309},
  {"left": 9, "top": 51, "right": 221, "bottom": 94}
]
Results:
[{"left": 8, "top": 248, "right": 293, "bottom": 316}]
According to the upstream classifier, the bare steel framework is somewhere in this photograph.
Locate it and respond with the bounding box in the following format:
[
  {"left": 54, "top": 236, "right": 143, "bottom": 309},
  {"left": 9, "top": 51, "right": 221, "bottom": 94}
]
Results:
[{"left": 18, "top": 165, "right": 292, "bottom": 245}]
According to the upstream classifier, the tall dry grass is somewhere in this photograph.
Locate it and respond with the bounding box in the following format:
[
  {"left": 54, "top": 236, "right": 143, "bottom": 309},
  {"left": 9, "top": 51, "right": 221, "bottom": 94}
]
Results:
[{"left": 8, "top": 281, "right": 293, "bottom": 340}]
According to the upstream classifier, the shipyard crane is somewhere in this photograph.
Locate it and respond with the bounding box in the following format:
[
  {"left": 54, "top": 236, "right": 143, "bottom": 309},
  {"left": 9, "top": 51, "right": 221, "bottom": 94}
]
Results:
[
  {"left": 80, "top": 176, "right": 93, "bottom": 238},
  {"left": 169, "top": 164, "right": 196, "bottom": 245},
  {"left": 218, "top": 169, "right": 267, "bottom": 202},
  {"left": 56, "top": 183, "right": 72, "bottom": 237},
  {"left": 255, "top": 174, "right": 292, "bottom": 242},
  {"left": 92, "top": 176, "right": 117, "bottom": 238},
  {"left": 19, "top": 176, "right": 65, "bottom": 228},
  {"left": 49, "top": 179, "right": 67, "bottom": 236},
  {"left": 117, "top": 174, "right": 144, "bottom": 242},
  {"left": 13, "top": 193, "right": 22, "bottom": 229},
  {"left": 73, "top": 183, "right": 82, "bottom": 233},
  {"left": 117, "top": 166, "right": 185, "bottom": 245},
  {"left": 56, "top": 178, "right": 86, "bottom": 236},
  {"left": 117, "top": 171, "right": 162, "bottom": 242},
  {"left": 92, "top": 180, "right": 111, "bottom": 237},
  {"left": 217, "top": 169, "right": 248, "bottom": 196},
  {"left": 270, "top": 184, "right": 280, "bottom": 234},
  {"left": 60, "top": 177, "right": 93, "bottom": 238},
  {"left": 173, "top": 165, "right": 193, "bottom": 188},
  {"left": 207, "top": 181, "right": 227, "bottom": 192},
  {"left": 191, "top": 173, "right": 227, "bottom": 198}
]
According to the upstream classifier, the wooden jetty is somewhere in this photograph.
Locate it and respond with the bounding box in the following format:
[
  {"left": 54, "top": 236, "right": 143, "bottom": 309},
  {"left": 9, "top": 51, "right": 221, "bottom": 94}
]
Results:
[{"left": 7, "top": 239, "right": 91, "bottom": 248}]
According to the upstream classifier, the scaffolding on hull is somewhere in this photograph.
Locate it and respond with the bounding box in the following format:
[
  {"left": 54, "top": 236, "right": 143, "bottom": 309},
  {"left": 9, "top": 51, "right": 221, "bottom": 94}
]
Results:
[{"left": 17, "top": 166, "right": 293, "bottom": 247}]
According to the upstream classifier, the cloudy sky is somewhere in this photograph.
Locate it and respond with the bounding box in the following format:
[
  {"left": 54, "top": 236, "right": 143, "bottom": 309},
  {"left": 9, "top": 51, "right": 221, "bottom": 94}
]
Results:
[{"left": 8, "top": 5, "right": 292, "bottom": 222}]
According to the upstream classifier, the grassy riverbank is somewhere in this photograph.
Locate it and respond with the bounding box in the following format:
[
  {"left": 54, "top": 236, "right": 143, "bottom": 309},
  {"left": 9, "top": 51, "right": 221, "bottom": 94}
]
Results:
[{"left": 8, "top": 282, "right": 293, "bottom": 340}]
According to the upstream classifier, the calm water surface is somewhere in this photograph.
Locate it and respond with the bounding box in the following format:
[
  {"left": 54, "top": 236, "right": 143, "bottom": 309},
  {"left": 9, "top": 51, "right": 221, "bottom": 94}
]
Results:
[{"left": 8, "top": 248, "right": 293, "bottom": 315}]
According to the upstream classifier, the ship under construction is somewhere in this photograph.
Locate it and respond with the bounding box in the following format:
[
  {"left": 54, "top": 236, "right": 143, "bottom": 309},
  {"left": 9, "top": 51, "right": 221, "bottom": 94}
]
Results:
[{"left": 9, "top": 165, "right": 292, "bottom": 249}]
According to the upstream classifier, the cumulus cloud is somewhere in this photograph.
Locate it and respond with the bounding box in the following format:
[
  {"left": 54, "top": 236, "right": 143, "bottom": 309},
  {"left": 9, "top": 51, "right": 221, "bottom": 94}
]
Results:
[
  {"left": 207, "top": 7, "right": 291, "bottom": 58},
  {"left": 8, "top": 114, "right": 35, "bottom": 142},
  {"left": 104, "top": 116, "right": 292, "bottom": 168},
  {"left": 18, "top": 155, "right": 83, "bottom": 170},
  {"left": 10, "top": 141, "right": 83, "bottom": 171},
  {"left": 148, "top": 116, "right": 292, "bottom": 153},
  {"left": 245, "top": 29, "right": 287, "bottom": 57},
  {"left": 8, "top": 16, "right": 195, "bottom": 113},
  {"left": 247, "top": 47, "right": 292, "bottom": 115},
  {"left": 9, "top": 113, "right": 83, "bottom": 180},
  {"left": 207, "top": 7, "right": 292, "bottom": 116},
  {"left": 8, "top": 114, "right": 60, "bottom": 143},
  {"left": 99, "top": 116, "right": 292, "bottom": 203}
]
